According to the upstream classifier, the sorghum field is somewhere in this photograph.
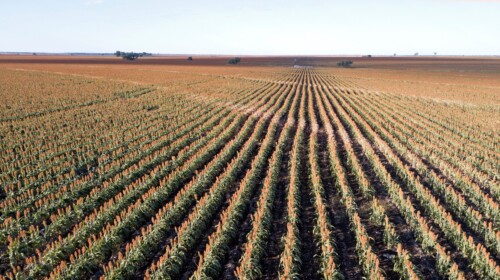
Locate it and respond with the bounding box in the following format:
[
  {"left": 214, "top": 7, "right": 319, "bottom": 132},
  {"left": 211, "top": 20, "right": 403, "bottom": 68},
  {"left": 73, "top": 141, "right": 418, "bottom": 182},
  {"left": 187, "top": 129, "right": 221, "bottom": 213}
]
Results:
[{"left": 0, "top": 56, "right": 498, "bottom": 280}]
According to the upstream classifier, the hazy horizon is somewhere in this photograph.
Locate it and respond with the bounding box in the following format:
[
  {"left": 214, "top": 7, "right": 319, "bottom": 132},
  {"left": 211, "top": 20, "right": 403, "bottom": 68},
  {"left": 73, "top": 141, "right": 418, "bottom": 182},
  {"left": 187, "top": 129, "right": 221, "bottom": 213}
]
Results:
[{"left": 2, "top": 0, "right": 499, "bottom": 56}]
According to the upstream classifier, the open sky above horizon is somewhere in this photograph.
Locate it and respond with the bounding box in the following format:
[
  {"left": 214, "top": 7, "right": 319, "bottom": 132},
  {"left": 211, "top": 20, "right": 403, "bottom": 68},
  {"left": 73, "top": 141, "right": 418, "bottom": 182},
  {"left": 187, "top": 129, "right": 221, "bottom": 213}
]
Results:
[{"left": 2, "top": 0, "right": 499, "bottom": 55}]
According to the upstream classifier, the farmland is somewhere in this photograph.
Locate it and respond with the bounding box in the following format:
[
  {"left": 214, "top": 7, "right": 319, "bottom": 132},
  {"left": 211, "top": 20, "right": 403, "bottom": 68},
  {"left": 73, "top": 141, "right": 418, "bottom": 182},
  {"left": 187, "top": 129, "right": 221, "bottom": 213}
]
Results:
[{"left": 0, "top": 56, "right": 499, "bottom": 280}]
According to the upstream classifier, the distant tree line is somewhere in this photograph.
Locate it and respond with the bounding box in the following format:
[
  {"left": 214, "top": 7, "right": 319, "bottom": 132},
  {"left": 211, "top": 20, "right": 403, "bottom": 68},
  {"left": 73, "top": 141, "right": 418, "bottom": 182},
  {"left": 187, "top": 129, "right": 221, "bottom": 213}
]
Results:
[
  {"left": 228, "top": 57, "right": 241, "bottom": 64},
  {"left": 337, "top": 60, "right": 353, "bottom": 67},
  {"left": 115, "top": 51, "right": 152, "bottom": 60}
]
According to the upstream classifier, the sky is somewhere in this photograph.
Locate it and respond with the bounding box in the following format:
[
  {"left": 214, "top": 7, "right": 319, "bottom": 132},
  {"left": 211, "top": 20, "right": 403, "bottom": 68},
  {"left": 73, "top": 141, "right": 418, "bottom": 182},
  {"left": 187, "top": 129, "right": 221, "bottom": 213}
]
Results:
[{"left": 1, "top": 0, "right": 499, "bottom": 55}]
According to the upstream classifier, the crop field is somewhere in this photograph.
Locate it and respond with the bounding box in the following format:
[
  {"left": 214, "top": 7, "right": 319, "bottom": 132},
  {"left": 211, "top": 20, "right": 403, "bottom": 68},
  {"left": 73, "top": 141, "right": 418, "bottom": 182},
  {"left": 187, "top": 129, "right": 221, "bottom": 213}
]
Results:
[{"left": 0, "top": 56, "right": 498, "bottom": 280}]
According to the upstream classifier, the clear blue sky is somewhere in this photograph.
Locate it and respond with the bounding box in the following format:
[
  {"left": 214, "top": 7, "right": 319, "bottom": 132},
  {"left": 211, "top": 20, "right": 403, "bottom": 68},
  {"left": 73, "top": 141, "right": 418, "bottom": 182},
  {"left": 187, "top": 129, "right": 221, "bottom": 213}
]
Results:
[{"left": 1, "top": 0, "right": 499, "bottom": 55}]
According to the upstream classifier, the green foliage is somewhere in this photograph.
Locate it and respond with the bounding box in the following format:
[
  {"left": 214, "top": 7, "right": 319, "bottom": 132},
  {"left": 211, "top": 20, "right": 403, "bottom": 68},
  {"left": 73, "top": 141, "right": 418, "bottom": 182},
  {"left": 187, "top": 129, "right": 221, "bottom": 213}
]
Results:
[
  {"left": 228, "top": 57, "right": 241, "bottom": 64},
  {"left": 337, "top": 60, "right": 353, "bottom": 67},
  {"left": 114, "top": 51, "right": 152, "bottom": 60}
]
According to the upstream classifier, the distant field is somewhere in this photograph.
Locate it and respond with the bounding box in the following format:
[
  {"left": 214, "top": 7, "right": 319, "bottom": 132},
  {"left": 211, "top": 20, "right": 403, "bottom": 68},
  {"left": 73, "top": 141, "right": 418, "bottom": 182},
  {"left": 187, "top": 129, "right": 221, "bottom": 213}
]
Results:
[{"left": 0, "top": 56, "right": 498, "bottom": 279}]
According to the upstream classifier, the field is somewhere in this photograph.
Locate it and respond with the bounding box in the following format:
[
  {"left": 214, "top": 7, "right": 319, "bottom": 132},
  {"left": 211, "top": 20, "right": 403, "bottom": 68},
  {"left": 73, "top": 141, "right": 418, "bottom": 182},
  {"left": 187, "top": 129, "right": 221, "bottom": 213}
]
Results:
[{"left": 0, "top": 55, "right": 498, "bottom": 280}]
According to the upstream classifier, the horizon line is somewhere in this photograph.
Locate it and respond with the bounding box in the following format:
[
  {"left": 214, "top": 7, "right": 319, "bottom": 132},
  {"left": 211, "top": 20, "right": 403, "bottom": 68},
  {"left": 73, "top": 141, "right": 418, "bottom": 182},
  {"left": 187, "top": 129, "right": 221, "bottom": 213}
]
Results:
[{"left": 1, "top": 52, "right": 499, "bottom": 57}]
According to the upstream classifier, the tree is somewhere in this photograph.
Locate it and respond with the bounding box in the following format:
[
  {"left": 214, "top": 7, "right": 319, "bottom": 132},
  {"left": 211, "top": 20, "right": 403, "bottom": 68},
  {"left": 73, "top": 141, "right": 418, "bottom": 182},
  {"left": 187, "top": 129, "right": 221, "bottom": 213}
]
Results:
[
  {"left": 114, "top": 50, "right": 151, "bottom": 60},
  {"left": 228, "top": 57, "right": 241, "bottom": 64},
  {"left": 414, "top": 52, "right": 419, "bottom": 56},
  {"left": 337, "top": 60, "right": 353, "bottom": 67},
  {"left": 187, "top": 56, "right": 193, "bottom": 61}
]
